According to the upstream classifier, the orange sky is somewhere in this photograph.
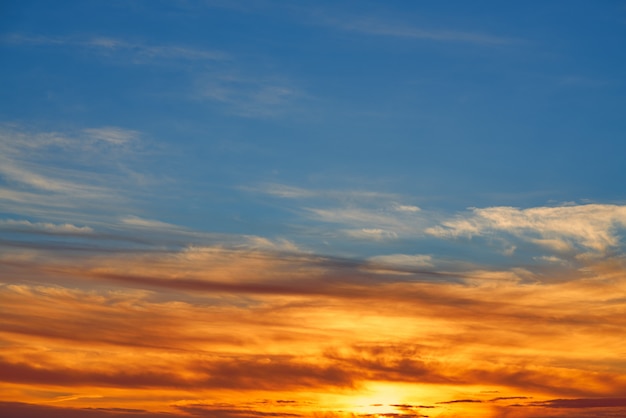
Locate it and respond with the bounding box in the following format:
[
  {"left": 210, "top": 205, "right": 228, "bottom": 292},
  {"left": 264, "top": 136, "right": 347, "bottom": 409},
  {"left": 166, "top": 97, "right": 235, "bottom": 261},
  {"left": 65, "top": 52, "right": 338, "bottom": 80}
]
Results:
[{"left": 2, "top": 243, "right": 626, "bottom": 418}]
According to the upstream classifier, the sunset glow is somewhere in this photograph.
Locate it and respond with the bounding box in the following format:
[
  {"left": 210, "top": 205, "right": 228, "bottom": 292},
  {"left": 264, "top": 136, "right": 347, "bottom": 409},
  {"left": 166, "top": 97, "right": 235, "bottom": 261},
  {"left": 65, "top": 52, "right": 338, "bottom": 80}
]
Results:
[{"left": 2, "top": 1, "right": 626, "bottom": 417}]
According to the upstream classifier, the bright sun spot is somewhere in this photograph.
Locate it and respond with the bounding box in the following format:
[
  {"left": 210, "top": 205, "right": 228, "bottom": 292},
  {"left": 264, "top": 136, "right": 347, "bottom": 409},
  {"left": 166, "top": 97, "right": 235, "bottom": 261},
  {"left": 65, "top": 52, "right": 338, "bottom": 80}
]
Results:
[{"left": 348, "top": 383, "right": 411, "bottom": 416}]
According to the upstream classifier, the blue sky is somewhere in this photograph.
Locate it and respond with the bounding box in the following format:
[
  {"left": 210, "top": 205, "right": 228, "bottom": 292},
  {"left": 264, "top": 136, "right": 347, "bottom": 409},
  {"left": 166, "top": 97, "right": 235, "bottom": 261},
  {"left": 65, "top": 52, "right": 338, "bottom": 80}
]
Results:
[
  {"left": 2, "top": 0, "right": 626, "bottom": 265},
  {"left": 2, "top": 3, "right": 626, "bottom": 416}
]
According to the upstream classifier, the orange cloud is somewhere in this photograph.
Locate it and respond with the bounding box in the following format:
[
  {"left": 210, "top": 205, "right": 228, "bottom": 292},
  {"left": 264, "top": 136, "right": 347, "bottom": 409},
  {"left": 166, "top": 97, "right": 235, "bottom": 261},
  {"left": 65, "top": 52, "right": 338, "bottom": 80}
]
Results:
[{"left": 2, "top": 242, "right": 626, "bottom": 417}]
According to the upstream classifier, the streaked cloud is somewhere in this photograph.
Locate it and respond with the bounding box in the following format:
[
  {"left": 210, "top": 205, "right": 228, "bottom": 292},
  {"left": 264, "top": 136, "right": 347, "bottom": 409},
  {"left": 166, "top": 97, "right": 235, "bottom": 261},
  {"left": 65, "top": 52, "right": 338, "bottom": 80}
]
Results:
[
  {"left": 249, "top": 183, "right": 400, "bottom": 201},
  {"left": 120, "top": 215, "right": 182, "bottom": 230},
  {"left": 0, "top": 125, "right": 151, "bottom": 222},
  {"left": 305, "top": 206, "right": 423, "bottom": 240}
]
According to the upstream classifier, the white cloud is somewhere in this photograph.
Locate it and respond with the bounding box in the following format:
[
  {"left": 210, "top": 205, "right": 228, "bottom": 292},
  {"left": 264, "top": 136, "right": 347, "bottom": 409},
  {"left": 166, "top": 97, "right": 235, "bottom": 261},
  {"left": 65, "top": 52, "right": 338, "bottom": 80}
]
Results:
[
  {"left": 242, "top": 236, "right": 300, "bottom": 252},
  {"left": 257, "top": 184, "right": 316, "bottom": 198},
  {"left": 0, "top": 219, "right": 94, "bottom": 234},
  {"left": 0, "top": 159, "right": 110, "bottom": 198},
  {"left": 392, "top": 203, "right": 420, "bottom": 213},
  {"left": 251, "top": 186, "right": 425, "bottom": 240},
  {"left": 534, "top": 255, "right": 567, "bottom": 264},
  {"left": 344, "top": 228, "right": 397, "bottom": 241},
  {"left": 427, "top": 204, "right": 626, "bottom": 253}
]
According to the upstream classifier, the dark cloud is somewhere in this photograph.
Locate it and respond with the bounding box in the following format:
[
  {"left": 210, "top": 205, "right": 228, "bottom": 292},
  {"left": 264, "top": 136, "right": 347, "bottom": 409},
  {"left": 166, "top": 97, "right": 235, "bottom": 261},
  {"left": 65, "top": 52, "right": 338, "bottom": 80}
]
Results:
[
  {"left": 490, "top": 397, "right": 532, "bottom": 401},
  {"left": 175, "top": 404, "right": 302, "bottom": 417},
  {"left": 0, "top": 401, "right": 177, "bottom": 418},
  {"left": 194, "top": 356, "right": 355, "bottom": 389},
  {"left": 390, "top": 404, "right": 436, "bottom": 409},
  {"left": 0, "top": 358, "right": 193, "bottom": 388},
  {"left": 324, "top": 344, "right": 454, "bottom": 384},
  {"left": 0, "top": 355, "right": 355, "bottom": 391},
  {"left": 436, "top": 399, "right": 482, "bottom": 404},
  {"left": 529, "top": 398, "right": 626, "bottom": 408}
]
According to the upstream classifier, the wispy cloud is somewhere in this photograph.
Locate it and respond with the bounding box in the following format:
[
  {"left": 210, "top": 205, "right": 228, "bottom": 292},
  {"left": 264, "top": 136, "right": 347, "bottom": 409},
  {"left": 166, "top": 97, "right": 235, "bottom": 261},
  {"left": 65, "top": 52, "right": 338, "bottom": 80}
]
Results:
[
  {"left": 250, "top": 182, "right": 400, "bottom": 201},
  {"left": 322, "top": 17, "right": 517, "bottom": 46},
  {"left": 305, "top": 206, "right": 427, "bottom": 241},
  {"left": 0, "top": 125, "right": 149, "bottom": 222},
  {"left": 198, "top": 73, "right": 303, "bottom": 118},
  {"left": 3, "top": 34, "right": 305, "bottom": 119},
  {"left": 83, "top": 127, "right": 140, "bottom": 145},
  {"left": 1, "top": 34, "right": 227, "bottom": 61}
]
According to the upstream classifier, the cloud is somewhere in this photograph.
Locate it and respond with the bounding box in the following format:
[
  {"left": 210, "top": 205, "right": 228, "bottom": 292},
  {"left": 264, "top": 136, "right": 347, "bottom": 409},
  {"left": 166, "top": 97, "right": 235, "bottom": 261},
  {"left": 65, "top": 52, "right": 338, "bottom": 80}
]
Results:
[
  {"left": 3, "top": 222, "right": 626, "bottom": 416},
  {"left": 436, "top": 399, "right": 483, "bottom": 404},
  {"left": 0, "top": 357, "right": 194, "bottom": 388},
  {"left": 251, "top": 183, "right": 400, "bottom": 201},
  {"left": 0, "top": 402, "right": 177, "bottom": 418},
  {"left": 0, "top": 219, "right": 94, "bottom": 235},
  {"left": 345, "top": 228, "right": 398, "bottom": 241},
  {"left": 120, "top": 215, "right": 182, "bottom": 230},
  {"left": 83, "top": 127, "right": 140, "bottom": 145},
  {"left": 529, "top": 398, "right": 626, "bottom": 408},
  {"left": 175, "top": 403, "right": 302, "bottom": 418},
  {"left": 367, "top": 254, "right": 433, "bottom": 270},
  {"left": 2, "top": 34, "right": 227, "bottom": 61},
  {"left": 426, "top": 204, "right": 626, "bottom": 254},
  {"left": 245, "top": 184, "right": 425, "bottom": 243},
  {"left": 255, "top": 184, "right": 317, "bottom": 199},
  {"left": 2, "top": 276, "right": 626, "bottom": 417},
  {"left": 0, "top": 124, "right": 142, "bottom": 156},
  {"left": 392, "top": 204, "right": 420, "bottom": 213},
  {"left": 0, "top": 355, "right": 354, "bottom": 391},
  {"left": 0, "top": 160, "right": 107, "bottom": 196},
  {"left": 0, "top": 125, "right": 155, "bottom": 222},
  {"left": 198, "top": 74, "right": 302, "bottom": 118},
  {"left": 242, "top": 236, "right": 301, "bottom": 252},
  {"left": 305, "top": 206, "right": 423, "bottom": 240}
]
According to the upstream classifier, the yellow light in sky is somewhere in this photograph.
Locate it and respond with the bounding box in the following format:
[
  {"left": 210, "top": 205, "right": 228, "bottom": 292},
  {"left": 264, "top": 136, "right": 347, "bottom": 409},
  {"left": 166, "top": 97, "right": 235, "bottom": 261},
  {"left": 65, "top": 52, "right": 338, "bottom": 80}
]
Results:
[{"left": 345, "top": 382, "right": 415, "bottom": 416}]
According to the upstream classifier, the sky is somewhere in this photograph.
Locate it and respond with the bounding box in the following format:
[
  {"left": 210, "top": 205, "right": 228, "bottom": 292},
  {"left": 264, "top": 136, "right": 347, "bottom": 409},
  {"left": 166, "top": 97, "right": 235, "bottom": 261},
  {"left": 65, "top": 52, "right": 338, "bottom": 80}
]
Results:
[{"left": 1, "top": 1, "right": 626, "bottom": 417}]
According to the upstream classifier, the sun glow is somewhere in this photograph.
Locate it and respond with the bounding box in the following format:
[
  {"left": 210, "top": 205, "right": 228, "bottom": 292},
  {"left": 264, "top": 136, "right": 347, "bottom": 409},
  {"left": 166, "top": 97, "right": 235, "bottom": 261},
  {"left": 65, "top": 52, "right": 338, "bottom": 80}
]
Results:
[{"left": 346, "top": 383, "right": 416, "bottom": 416}]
